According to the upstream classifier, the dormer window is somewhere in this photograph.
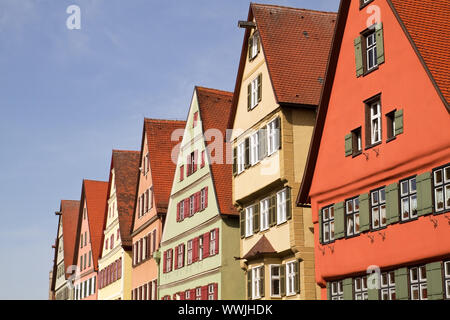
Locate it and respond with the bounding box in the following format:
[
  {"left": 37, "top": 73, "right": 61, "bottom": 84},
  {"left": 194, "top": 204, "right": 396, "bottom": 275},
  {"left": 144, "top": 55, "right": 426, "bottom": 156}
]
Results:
[{"left": 248, "top": 32, "right": 260, "bottom": 61}]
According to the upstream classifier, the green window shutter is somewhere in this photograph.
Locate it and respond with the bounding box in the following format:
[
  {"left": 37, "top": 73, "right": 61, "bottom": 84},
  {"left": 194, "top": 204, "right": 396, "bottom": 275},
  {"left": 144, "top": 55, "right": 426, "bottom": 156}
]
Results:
[
  {"left": 354, "top": 36, "right": 364, "bottom": 77},
  {"left": 395, "top": 268, "right": 409, "bottom": 300},
  {"left": 269, "top": 195, "right": 277, "bottom": 227},
  {"left": 260, "top": 265, "right": 265, "bottom": 298},
  {"left": 247, "top": 83, "right": 251, "bottom": 111},
  {"left": 334, "top": 202, "right": 345, "bottom": 239},
  {"left": 368, "top": 288, "right": 379, "bottom": 300},
  {"left": 244, "top": 137, "right": 250, "bottom": 169},
  {"left": 232, "top": 147, "right": 237, "bottom": 176},
  {"left": 294, "top": 260, "right": 300, "bottom": 293},
  {"left": 258, "top": 127, "right": 267, "bottom": 160},
  {"left": 240, "top": 210, "right": 245, "bottom": 239},
  {"left": 318, "top": 209, "right": 323, "bottom": 244},
  {"left": 386, "top": 183, "right": 400, "bottom": 225},
  {"left": 257, "top": 74, "right": 262, "bottom": 103},
  {"left": 326, "top": 282, "right": 331, "bottom": 300},
  {"left": 253, "top": 204, "right": 260, "bottom": 234},
  {"left": 394, "top": 109, "right": 404, "bottom": 135},
  {"left": 343, "top": 278, "right": 353, "bottom": 300},
  {"left": 255, "top": 32, "right": 260, "bottom": 54},
  {"left": 345, "top": 133, "right": 353, "bottom": 157},
  {"left": 247, "top": 270, "right": 252, "bottom": 299},
  {"left": 417, "top": 172, "right": 432, "bottom": 216},
  {"left": 359, "top": 193, "right": 370, "bottom": 232},
  {"left": 375, "top": 23, "right": 385, "bottom": 65},
  {"left": 280, "top": 265, "right": 286, "bottom": 296},
  {"left": 286, "top": 187, "right": 292, "bottom": 220},
  {"left": 426, "top": 262, "right": 444, "bottom": 300}
]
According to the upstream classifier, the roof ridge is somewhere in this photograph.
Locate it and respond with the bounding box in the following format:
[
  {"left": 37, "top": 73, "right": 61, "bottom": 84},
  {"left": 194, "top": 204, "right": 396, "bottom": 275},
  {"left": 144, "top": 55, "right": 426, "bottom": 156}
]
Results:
[
  {"left": 195, "top": 86, "right": 233, "bottom": 97},
  {"left": 251, "top": 2, "right": 337, "bottom": 15},
  {"left": 112, "top": 149, "right": 140, "bottom": 154},
  {"left": 144, "top": 118, "right": 186, "bottom": 124}
]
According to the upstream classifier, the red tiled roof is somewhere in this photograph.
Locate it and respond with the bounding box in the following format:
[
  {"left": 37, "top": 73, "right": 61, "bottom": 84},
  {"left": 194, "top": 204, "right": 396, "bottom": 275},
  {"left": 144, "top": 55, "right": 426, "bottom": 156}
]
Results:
[
  {"left": 196, "top": 86, "right": 238, "bottom": 216},
  {"left": 252, "top": 3, "right": 337, "bottom": 105},
  {"left": 109, "top": 150, "right": 140, "bottom": 248},
  {"left": 60, "top": 200, "right": 80, "bottom": 278},
  {"left": 389, "top": 0, "right": 450, "bottom": 107},
  {"left": 145, "top": 119, "right": 186, "bottom": 211},
  {"left": 82, "top": 180, "right": 108, "bottom": 270},
  {"left": 243, "top": 235, "right": 276, "bottom": 260}
]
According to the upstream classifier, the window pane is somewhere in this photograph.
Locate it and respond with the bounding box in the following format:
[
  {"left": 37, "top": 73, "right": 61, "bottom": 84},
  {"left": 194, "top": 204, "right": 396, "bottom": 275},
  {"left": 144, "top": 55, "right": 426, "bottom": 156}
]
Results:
[
  {"left": 410, "top": 195, "right": 417, "bottom": 217},
  {"left": 401, "top": 197, "right": 410, "bottom": 219},
  {"left": 355, "top": 278, "right": 361, "bottom": 291},
  {"left": 372, "top": 208, "right": 380, "bottom": 228},
  {"left": 380, "top": 205, "right": 386, "bottom": 226},
  {"left": 354, "top": 198, "right": 359, "bottom": 211},
  {"left": 354, "top": 213, "right": 360, "bottom": 233},
  {"left": 330, "top": 207, "right": 335, "bottom": 219},
  {"left": 420, "top": 284, "right": 427, "bottom": 300},
  {"left": 434, "top": 170, "right": 443, "bottom": 185},
  {"left": 445, "top": 167, "right": 450, "bottom": 183},
  {"left": 401, "top": 181, "right": 408, "bottom": 196},
  {"left": 323, "top": 208, "right": 329, "bottom": 221},
  {"left": 445, "top": 185, "right": 450, "bottom": 209},
  {"left": 381, "top": 273, "right": 388, "bottom": 287},
  {"left": 372, "top": 191, "right": 379, "bottom": 205},
  {"left": 435, "top": 187, "right": 444, "bottom": 211},
  {"left": 411, "top": 285, "right": 419, "bottom": 300},
  {"left": 330, "top": 221, "right": 335, "bottom": 240},
  {"left": 410, "top": 178, "right": 416, "bottom": 193},
  {"left": 410, "top": 268, "right": 418, "bottom": 282},
  {"left": 419, "top": 266, "right": 427, "bottom": 281},
  {"left": 324, "top": 223, "right": 330, "bottom": 242},
  {"left": 346, "top": 200, "right": 353, "bottom": 213},
  {"left": 380, "top": 189, "right": 386, "bottom": 203},
  {"left": 347, "top": 216, "right": 354, "bottom": 235}
]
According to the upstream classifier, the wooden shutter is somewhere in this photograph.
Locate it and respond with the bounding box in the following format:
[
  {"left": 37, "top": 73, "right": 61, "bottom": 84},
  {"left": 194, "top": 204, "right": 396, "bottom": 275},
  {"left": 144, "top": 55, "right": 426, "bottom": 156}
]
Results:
[
  {"left": 345, "top": 133, "right": 353, "bottom": 157},
  {"left": 286, "top": 187, "right": 292, "bottom": 220},
  {"left": 260, "top": 265, "right": 265, "bottom": 298},
  {"left": 318, "top": 209, "right": 323, "bottom": 244},
  {"left": 176, "top": 202, "right": 180, "bottom": 222},
  {"left": 190, "top": 289, "right": 195, "bottom": 300},
  {"left": 386, "top": 183, "right": 400, "bottom": 225},
  {"left": 253, "top": 204, "right": 260, "bottom": 234},
  {"left": 201, "top": 150, "right": 205, "bottom": 168},
  {"left": 139, "top": 238, "right": 143, "bottom": 262},
  {"left": 232, "top": 147, "right": 237, "bottom": 176},
  {"left": 417, "top": 172, "right": 432, "bottom": 216},
  {"left": 240, "top": 210, "right": 245, "bottom": 238},
  {"left": 181, "top": 243, "right": 185, "bottom": 267},
  {"left": 201, "top": 286, "right": 208, "bottom": 300},
  {"left": 214, "top": 228, "right": 219, "bottom": 255},
  {"left": 248, "top": 35, "right": 253, "bottom": 60},
  {"left": 203, "top": 233, "right": 210, "bottom": 259},
  {"left": 204, "top": 187, "right": 208, "bottom": 208},
  {"left": 247, "top": 271, "right": 252, "bottom": 299},
  {"left": 334, "top": 202, "right": 345, "bottom": 239},
  {"left": 163, "top": 251, "right": 167, "bottom": 273},
  {"left": 186, "top": 154, "right": 191, "bottom": 176},
  {"left": 180, "top": 165, "right": 184, "bottom": 181},
  {"left": 280, "top": 265, "right": 286, "bottom": 296},
  {"left": 354, "top": 36, "right": 364, "bottom": 77},
  {"left": 213, "top": 283, "right": 218, "bottom": 300},
  {"left": 247, "top": 83, "right": 252, "bottom": 111},
  {"left": 375, "top": 22, "right": 385, "bottom": 65},
  {"left": 343, "top": 278, "right": 353, "bottom": 300},
  {"left": 326, "top": 282, "right": 331, "bottom": 300},
  {"left": 294, "top": 260, "right": 300, "bottom": 293},
  {"left": 174, "top": 246, "right": 178, "bottom": 270},
  {"left": 359, "top": 193, "right": 370, "bottom": 232},
  {"left": 184, "top": 198, "right": 189, "bottom": 217},
  {"left": 394, "top": 109, "right": 404, "bottom": 135},
  {"left": 269, "top": 194, "right": 277, "bottom": 227},
  {"left": 147, "top": 235, "right": 151, "bottom": 257},
  {"left": 395, "top": 267, "right": 409, "bottom": 300},
  {"left": 258, "top": 127, "right": 267, "bottom": 160},
  {"left": 193, "top": 150, "right": 198, "bottom": 172},
  {"left": 244, "top": 137, "right": 250, "bottom": 169},
  {"left": 426, "top": 262, "right": 444, "bottom": 300},
  {"left": 193, "top": 237, "right": 199, "bottom": 262},
  {"left": 257, "top": 74, "right": 262, "bottom": 103}
]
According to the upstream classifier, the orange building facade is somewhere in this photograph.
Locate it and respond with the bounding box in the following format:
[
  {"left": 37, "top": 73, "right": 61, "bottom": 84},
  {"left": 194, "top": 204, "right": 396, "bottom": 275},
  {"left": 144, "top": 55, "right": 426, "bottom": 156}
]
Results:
[
  {"left": 297, "top": 0, "right": 450, "bottom": 300},
  {"left": 130, "top": 119, "right": 186, "bottom": 300}
]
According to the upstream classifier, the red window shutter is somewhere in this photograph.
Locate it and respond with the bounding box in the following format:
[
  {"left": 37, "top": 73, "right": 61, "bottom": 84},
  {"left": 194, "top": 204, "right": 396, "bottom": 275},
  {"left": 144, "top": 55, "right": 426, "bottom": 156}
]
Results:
[
  {"left": 181, "top": 243, "right": 185, "bottom": 267},
  {"left": 176, "top": 202, "right": 180, "bottom": 222},
  {"left": 190, "top": 289, "right": 196, "bottom": 300},
  {"left": 186, "top": 155, "right": 191, "bottom": 176},
  {"left": 170, "top": 248, "right": 174, "bottom": 271},
  {"left": 118, "top": 258, "right": 122, "bottom": 279},
  {"left": 214, "top": 283, "right": 218, "bottom": 300},
  {"left": 193, "top": 150, "right": 198, "bottom": 172},
  {"left": 201, "top": 286, "right": 208, "bottom": 300},
  {"left": 193, "top": 193, "right": 198, "bottom": 213},
  {"left": 99, "top": 270, "right": 103, "bottom": 289},
  {"left": 180, "top": 165, "right": 184, "bottom": 181},
  {"left": 205, "top": 187, "right": 208, "bottom": 208},
  {"left": 185, "top": 198, "right": 189, "bottom": 217},
  {"left": 201, "top": 150, "right": 205, "bottom": 168},
  {"left": 193, "top": 237, "right": 199, "bottom": 262},
  {"left": 163, "top": 251, "right": 167, "bottom": 273},
  {"left": 174, "top": 246, "right": 178, "bottom": 270},
  {"left": 197, "top": 192, "right": 202, "bottom": 212},
  {"left": 180, "top": 291, "right": 185, "bottom": 300},
  {"left": 203, "top": 233, "right": 210, "bottom": 259},
  {"left": 215, "top": 228, "right": 219, "bottom": 255}
]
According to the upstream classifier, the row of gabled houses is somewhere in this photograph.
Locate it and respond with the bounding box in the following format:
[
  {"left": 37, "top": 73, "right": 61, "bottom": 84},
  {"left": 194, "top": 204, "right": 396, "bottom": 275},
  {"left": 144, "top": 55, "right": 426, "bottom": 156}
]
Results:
[{"left": 49, "top": 0, "right": 450, "bottom": 301}]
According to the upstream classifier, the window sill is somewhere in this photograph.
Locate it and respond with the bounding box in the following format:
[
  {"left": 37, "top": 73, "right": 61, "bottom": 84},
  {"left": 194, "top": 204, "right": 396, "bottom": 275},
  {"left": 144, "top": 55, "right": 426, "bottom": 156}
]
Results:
[
  {"left": 345, "top": 233, "right": 361, "bottom": 240},
  {"left": 386, "top": 136, "right": 397, "bottom": 144},
  {"left": 363, "top": 65, "right": 379, "bottom": 77},
  {"left": 434, "top": 209, "right": 450, "bottom": 215},
  {"left": 365, "top": 141, "right": 382, "bottom": 151},
  {"left": 399, "top": 216, "right": 419, "bottom": 224},
  {"left": 352, "top": 151, "right": 363, "bottom": 158}
]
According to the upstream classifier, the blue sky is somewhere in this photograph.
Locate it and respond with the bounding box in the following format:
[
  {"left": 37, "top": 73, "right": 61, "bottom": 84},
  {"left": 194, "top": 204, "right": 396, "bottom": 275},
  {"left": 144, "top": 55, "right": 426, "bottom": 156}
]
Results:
[{"left": 0, "top": 0, "right": 340, "bottom": 299}]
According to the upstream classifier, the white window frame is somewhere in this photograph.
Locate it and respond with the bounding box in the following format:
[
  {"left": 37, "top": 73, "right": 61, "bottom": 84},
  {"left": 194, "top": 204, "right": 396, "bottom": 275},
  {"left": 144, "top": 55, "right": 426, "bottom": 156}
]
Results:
[
  {"left": 260, "top": 198, "right": 269, "bottom": 231},
  {"left": 201, "top": 188, "right": 206, "bottom": 210},
  {"left": 330, "top": 280, "right": 344, "bottom": 300},
  {"left": 237, "top": 142, "right": 245, "bottom": 174},
  {"left": 177, "top": 245, "right": 183, "bottom": 269},
  {"left": 322, "top": 206, "right": 335, "bottom": 243},
  {"left": 166, "top": 249, "right": 172, "bottom": 273},
  {"left": 189, "top": 195, "right": 194, "bottom": 216},
  {"left": 410, "top": 266, "right": 427, "bottom": 300},
  {"left": 250, "top": 131, "right": 259, "bottom": 166},
  {"left": 380, "top": 271, "right": 396, "bottom": 300},
  {"left": 270, "top": 265, "right": 281, "bottom": 297},
  {"left": 187, "top": 240, "right": 193, "bottom": 265},
  {"left": 196, "top": 287, "right": 202, "bottom": 300},
  {"left": 267, "top": 119, "right": 279, "bottom": 155},
  {"left": 370, "top": 101, "right": 381, "bottom": 145},
  {"left": 366, "top": 32, "right": 377, "bottom": 71},
  {"left": 250, "top": 76, "right": 259, "bottom": 109},
  {"left": 444, "top": 261, "right": 450, "bottom": 299},
  {"left": 208, "top": 284, "right": 215, "bottom": 300},
  {"left": 198, "top": 237, "right": 203, "bottom": 261},
  {"left": 245, "top": 206, "right": 254, "bottom": 237},
  {"left": 252, "top": 266, "right": 262, "bottom": 300},
  {"left": 346, "top": 197, "right": 360, "bottom": 236},
  {"left": 179, "top": 200, "right": 184, "bottom": 220},
  {"left": 250, "top": 33, "right": 259, "bottom": 60},
  {"left": 371, "top": 187, "right": 386, "bottom": 229},
  {"left": 210, "top": 230, "right": 216, "bottom": 256},
  {"left": 354, "top": 276, "right": 368, "bottom": 300},
  {"left": 400, "top": 177, "right": 418, "bottom": 221},
  {"left": 433, "top": 165, "right": 450, "bottom": 213},
  {"left": 286, "top": 261, "right": 296, "bottom": 296},
  {"left": 277, "top": 189, "right": 287, "bottom": 225}
]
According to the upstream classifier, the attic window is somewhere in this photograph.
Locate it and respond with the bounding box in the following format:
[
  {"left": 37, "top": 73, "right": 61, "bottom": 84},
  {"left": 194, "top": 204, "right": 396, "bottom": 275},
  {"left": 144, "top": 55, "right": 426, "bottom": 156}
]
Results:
[{"left": 248, "top": 32, "right": 260, "bottom": 61}]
